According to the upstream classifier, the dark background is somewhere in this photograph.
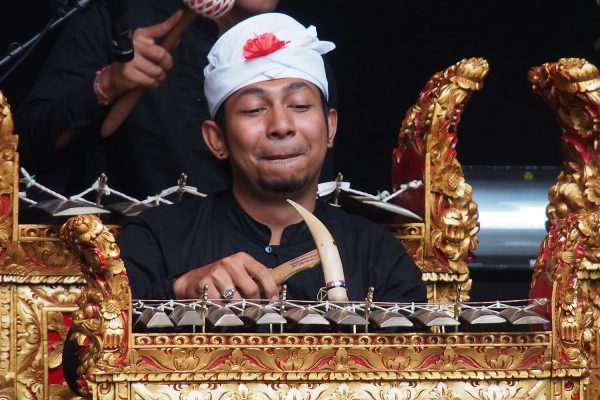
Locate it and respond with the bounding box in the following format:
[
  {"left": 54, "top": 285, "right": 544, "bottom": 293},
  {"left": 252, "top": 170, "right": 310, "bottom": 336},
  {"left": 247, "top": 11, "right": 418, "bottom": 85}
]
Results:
[{"left": 1, "top": 0, "right": 600, "bottom": 193}]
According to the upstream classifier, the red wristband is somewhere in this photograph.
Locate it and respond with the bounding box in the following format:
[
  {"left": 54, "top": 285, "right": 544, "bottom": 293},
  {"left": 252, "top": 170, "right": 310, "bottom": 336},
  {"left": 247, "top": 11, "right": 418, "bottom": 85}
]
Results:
[{"left": 93, "top": 65, "right": 114, "bottom": 106}]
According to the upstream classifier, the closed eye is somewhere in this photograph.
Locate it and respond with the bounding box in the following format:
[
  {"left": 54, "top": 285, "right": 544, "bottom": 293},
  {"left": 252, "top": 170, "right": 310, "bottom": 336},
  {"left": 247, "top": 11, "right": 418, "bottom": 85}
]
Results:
[
  {"left": 241, "top": 107, "right": 265, "bottom": 115},
  {"left": 288, "top": 105, "right": 311, "bottom": 111}
]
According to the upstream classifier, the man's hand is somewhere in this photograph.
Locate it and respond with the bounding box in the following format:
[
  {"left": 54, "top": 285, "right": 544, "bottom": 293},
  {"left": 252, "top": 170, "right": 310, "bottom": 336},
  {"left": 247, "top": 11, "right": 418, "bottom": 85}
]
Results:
[
  {"left": 97, "top": 10, "right": 184, "bottom": 101},
  {"left": 173, "top": 252, "right": 280, "bottom": 301}
]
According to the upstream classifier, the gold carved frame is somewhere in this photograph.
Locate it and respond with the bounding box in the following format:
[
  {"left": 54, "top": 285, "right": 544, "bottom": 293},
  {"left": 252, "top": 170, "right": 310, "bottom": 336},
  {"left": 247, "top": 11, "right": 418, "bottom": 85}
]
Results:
[
  {"left": 530, "top": 57, "right": 600, "bottom": 398},
  {"left": 389, "top": 58, "right": 485, "bottom": 303}
]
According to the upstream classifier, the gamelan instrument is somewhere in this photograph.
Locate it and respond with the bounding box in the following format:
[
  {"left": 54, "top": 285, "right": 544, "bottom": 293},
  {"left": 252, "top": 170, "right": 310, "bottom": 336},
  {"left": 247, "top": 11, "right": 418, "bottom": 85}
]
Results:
[{"left": 59, "top": 206, "right": 595, "bottom": 399}]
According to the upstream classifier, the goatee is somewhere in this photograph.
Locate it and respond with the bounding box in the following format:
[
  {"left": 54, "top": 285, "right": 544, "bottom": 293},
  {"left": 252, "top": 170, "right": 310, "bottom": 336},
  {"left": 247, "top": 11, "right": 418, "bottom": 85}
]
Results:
[{"left": 258, "top": 177, "right": 309, "bottom": 194}]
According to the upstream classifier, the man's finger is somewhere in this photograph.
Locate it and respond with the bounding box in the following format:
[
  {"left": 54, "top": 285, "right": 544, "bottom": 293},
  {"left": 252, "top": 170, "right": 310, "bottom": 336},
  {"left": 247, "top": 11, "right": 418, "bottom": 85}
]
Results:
[
  {"left": 245, "top": 261, "right": 279, "bottom": 300},
  {"left": 137, "top": 9, "right": 184, "bottom": 39},
  {"left": 233, "top": 276, "right": 261, "bottom": 300}
]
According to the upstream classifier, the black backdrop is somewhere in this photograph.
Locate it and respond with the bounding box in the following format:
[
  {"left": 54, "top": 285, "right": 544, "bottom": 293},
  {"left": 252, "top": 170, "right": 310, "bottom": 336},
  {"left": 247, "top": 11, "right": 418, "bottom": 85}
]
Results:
[{"left": 1, "top": 0, "right": 600, "bottom": 193}]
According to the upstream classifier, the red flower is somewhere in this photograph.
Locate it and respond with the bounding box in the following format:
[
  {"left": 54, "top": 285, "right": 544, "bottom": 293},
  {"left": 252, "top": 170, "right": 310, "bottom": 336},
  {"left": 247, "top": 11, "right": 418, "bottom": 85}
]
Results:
[{"left": 243, "top": 33, "right": 289, "bottom": 60}]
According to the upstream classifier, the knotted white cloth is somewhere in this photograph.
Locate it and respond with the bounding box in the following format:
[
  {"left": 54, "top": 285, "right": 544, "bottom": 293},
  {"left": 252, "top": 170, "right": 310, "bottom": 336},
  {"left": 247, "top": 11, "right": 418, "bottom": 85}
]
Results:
[{"left": 204, "top": 12, "right": 335, "bottom": 118}]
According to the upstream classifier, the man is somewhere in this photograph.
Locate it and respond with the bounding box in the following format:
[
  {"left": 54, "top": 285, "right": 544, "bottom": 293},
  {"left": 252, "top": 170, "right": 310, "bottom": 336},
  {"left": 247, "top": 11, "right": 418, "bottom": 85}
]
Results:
[
  {"left": 15, "top": 0, "right": 279, "bottom": 199},
  {"left": 117, "top": 12, "right": 425, "bottom": 303}
]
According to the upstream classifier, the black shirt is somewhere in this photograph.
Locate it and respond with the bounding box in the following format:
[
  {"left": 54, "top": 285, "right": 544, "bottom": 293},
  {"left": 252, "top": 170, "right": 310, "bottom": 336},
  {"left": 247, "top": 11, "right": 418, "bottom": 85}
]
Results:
[{"left": 117, "top": 190, "right": 426, "bottom": 303}]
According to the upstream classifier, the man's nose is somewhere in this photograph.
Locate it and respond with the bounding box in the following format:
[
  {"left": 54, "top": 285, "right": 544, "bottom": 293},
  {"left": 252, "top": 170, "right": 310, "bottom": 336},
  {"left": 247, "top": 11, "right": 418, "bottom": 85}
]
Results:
[{"left": 267, "top": 105, "right": 295, "bottom": 139}]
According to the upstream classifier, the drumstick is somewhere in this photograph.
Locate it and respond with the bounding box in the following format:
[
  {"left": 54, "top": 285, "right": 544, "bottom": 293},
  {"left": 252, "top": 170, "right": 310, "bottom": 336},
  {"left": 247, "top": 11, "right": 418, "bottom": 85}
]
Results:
[
  {"left": 100, "top": 0, "right": 234, "bottom": 137},
  {"left": 270, "top": 249, "right": 320, "bottom": 284}
]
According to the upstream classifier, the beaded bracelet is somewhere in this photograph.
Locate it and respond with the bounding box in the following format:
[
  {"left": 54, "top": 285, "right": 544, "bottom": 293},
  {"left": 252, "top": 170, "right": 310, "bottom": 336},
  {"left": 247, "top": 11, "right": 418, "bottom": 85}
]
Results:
[{"left": 93, "top": 65, "right": 114, "bottom": 106}]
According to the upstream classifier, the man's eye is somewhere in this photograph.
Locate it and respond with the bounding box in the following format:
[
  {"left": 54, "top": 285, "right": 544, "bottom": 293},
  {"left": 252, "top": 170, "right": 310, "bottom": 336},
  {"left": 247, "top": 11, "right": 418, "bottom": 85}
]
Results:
[
  {"left": 289, "top": 105, "right": 310, "bottom": 111},
  {"left": 242, "top": 108, "right": 263, "bottom": 114}
]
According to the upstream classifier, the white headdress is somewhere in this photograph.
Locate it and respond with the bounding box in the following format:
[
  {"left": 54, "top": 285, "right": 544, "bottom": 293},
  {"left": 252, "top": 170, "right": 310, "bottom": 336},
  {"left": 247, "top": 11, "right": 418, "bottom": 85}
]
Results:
[{"left": 204, "top": 13, "right": 335, "bottom": 118}]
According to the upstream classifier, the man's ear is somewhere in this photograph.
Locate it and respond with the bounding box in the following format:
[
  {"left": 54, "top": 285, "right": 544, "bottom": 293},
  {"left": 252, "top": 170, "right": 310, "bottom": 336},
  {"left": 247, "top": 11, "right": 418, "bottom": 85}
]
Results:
[
  {"left": 202, "top": 120, "right": 229, "bottom": 160},
  {"left": 326, "top": 108, "right": 338, "bottom": 148}
]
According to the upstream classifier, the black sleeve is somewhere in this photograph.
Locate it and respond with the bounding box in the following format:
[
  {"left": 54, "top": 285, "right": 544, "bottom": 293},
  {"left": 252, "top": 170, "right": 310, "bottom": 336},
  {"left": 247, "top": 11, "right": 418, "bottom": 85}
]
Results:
[
  {"left": 116, "top": 217, "right": 176, "bottom": 300},
  {"left": 370, "top": 229, "right": 427, "bottom": 303},
  {"left": 14, "top": 5, "right": 112, "bottom": 174}
]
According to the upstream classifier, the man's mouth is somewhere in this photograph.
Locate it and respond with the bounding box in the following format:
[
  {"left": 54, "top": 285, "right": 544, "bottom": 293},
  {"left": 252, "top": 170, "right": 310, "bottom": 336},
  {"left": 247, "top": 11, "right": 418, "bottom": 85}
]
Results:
[{"left": 262, "top": 153, "right": 302, "bottom": 160}]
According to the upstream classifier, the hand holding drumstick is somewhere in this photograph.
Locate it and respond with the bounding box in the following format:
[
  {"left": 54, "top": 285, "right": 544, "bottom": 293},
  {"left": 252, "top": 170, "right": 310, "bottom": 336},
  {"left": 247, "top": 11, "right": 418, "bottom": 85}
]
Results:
[{"left": 99, "top": 0, "right": 235, "bottom": 137}]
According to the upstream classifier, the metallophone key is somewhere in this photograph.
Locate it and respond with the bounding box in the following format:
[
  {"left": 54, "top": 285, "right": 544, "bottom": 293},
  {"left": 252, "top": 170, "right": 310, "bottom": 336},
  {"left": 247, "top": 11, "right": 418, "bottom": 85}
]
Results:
[
  {"left": 323, "top": 308, "right": 369, "bottom": 326},
  {"left": 409, "top": 309, "right": 460, "bottom": 328},
  {"left": 170, "top": 305, "right": 205, "bottom": 327},
  {"left": 284, "top": 307, "right": 330, "bottom": 325},
  {"left": 458, "top": 308, "right": 507, "bottom": 325},
  {"left": 206, "top": 305, "right": 244, "bottom": 327},
  {"left": 498, "top": 307, "right": 550, "bottom": 325},
  {"left": 368, "top": 309, "right": 414, "bottom": 328},
  {"left": 134, "top": 308, "right": 175, "bottom": 331},
  {"left": 240, "top": 305, "right": 287, "bottom": 325}
]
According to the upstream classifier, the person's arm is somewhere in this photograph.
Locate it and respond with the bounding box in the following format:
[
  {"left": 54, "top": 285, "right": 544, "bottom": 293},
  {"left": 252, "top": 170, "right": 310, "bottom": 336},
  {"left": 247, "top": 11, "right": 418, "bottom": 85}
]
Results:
[
  {"left": 117, "top": 216, "right": 279, "bottom": 301},
  {"left": 173, "top": 252, "right": 279, "bottom": 301},
  {"left": 15, "top": 6, "right": 183, "bottom": 175},
  {"left": 15, "top": 5, "right": 112, "bottom": 173}
]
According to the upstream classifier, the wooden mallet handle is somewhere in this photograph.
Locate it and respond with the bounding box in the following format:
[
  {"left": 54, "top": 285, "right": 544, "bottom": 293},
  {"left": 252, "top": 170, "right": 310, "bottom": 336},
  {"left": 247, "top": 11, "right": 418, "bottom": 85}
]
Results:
[
  {"left": 100, "top": 9, "right": 198, "bottom": 138},
  {"left": 270, "top": 249, "right": 320, "bottom": 284}
]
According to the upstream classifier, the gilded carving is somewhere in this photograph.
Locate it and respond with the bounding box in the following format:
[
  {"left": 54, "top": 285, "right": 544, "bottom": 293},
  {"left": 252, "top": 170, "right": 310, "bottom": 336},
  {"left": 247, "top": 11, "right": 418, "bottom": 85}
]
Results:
[
  {"left": 60, "top": 215, "right": 131, "bottom": 397},
  {"left": 124, "top": 331, "right": 554, "bottom": 381},
  {"left": 0, "top": 91, "right": 17, "bottom": 267},
  {"left": 0, "top": 284, "right": 14, "bottom": 399},
  {"left": 128, "top": 380, "right": 551, "bottom": 400},
  {"left": 529, "top": 58, "right": 600, "bottom": 231},
  {"left": 530, "top": 213, "right": 597, "bottom": 372},
  {"left": 392, "top": 58, "right": 485, "bottom": 303},
  {"left": 11, "top": 284, "right": 82, "bottom": 400},
  {"left": 59, "top": 212, "right": 590, "bottom": 400},
  {"left": 530, "top": 58, "right": 600, "bottom": 393},
  {"left": 15, "top": 287, "right": 43, "bottom": 400}
]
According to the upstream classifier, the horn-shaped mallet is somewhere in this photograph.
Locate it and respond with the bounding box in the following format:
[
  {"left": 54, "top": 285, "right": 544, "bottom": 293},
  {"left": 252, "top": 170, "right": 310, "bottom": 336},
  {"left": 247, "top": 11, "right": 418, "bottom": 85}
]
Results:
[
  {"left": 100, "top": 0, "right": 235, "bottom": 137},
  {"left": 287, "top": 199, "right": 348, "bottom": 302}
]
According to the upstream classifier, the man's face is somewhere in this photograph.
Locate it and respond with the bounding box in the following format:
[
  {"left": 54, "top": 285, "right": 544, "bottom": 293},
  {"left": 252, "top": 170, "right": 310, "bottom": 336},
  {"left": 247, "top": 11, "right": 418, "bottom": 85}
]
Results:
[{"left": 212, "top": 78, "right": 336, "bottom": 195}]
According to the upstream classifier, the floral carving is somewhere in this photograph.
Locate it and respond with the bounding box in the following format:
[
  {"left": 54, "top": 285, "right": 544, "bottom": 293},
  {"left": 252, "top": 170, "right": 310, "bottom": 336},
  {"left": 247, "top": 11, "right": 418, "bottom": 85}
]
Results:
[
  {"left": 530, "top": 212, "right": 597, "bottom": 371},
  {"left": 0, "top": 91, "right": 17, "bottom": 260},
  {"left": 529, "top": 58, "right": 600, "bottom": 227},
  {"left": 429, "top": 382, "right": 458, "bottom": 400},
  {"left": 60, "top": 215, "right": 131, "bottom": 396},
  {"left": 391, "top": 58, "right": 485, "bottom": 302},
  {"left": 530, "top": 57, "right": 600, "bottom": 390}
]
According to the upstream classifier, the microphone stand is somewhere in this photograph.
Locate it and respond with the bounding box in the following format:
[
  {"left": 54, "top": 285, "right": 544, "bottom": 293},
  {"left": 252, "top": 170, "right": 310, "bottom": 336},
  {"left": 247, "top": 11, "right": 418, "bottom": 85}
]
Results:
[{"left": 0, "top": 0, "right": 97, "bottom": 84}]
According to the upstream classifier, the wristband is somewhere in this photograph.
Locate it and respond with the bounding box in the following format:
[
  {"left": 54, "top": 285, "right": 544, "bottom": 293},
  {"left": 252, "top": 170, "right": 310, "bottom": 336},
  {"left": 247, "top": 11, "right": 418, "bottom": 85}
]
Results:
[{"left": 93, "top": 65, "right": 114, "bottom": 106}]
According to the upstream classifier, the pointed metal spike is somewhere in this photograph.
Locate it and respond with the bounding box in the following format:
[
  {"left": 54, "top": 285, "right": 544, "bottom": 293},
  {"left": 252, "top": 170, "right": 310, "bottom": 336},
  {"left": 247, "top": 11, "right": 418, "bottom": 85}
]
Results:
[{"left": 369, "top": 309, "right": 413, "bottom": 328}]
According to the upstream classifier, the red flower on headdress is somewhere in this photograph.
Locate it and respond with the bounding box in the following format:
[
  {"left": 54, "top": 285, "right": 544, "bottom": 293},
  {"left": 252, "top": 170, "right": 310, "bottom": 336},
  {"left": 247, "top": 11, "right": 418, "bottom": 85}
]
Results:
[{"left": 243, "top": 33, "right": 289, "bottom": 60}]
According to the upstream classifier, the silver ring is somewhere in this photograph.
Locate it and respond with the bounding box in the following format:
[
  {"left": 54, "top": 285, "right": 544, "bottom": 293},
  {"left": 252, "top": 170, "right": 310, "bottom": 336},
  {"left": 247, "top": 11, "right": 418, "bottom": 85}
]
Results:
[{"left": 221, "top": 287, "right": 236, "bottom": 300}]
